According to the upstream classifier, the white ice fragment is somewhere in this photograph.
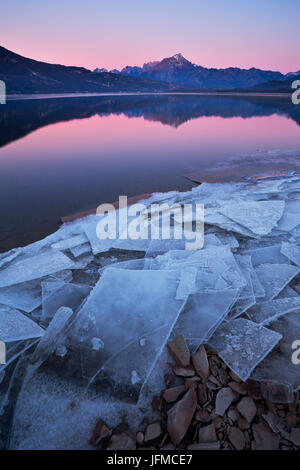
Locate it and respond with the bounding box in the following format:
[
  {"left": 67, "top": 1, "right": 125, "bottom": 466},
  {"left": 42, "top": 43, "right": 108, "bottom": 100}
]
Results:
[
  {"left": 51, "top": 234, "right": 88, "bottom": 251},
  {"left": 281, "top": 241, "right": 300, "bottom": 267},
  {"left": 208, "top": 318, "right": 282, "bottom": 382},
  {"left": 0, "top": 305, "right": 44, "bottom": 342},
  {"left": 247, "top": 297, "right": 300, "bottom": 325},
  {"left": 219, "top": 200, "right": 285, "bottom": 236},
  {"left": 91, "top": 337, "right": 104, "bottom": 351},
  {"left": 252, "top": 311, "right": 300, "bottom": 390},
  {"left": 174, "top": 289, "right": 239, "bottom": 351},
  {"left": 41, "top": 281, "right": 91, "bottom": 324},
  {"left": 70, "top": 243, "right": 91, "bottom": 258},
  {"left": 0, "top": 250, "right": 74, "bottom": 288},
  {"left": 244, "top": 245, "right": 289, "bottom": 267},
  {"left": 0, "top": 279, "right": 42, "bottom": 313},
  {"left": 276, "top": 200, "right": 300, "bottom": 232},
  {"left": 67, "top": 268, "right": 186, "bottom": 394},
  {"left": 30, "top": 307, "right": 73, "bottom": 364},
  {"left": 255, "top": 263, "right": 300, "bottom": 300},
  {"left": 131, "top": 370, "right": 141, "bottom": 385}
]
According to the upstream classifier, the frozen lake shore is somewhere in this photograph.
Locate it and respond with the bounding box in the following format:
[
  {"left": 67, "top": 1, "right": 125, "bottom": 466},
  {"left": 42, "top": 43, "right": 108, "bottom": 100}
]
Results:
[{"left": 1, "top": 171, "right": 300, "bottom": 448}]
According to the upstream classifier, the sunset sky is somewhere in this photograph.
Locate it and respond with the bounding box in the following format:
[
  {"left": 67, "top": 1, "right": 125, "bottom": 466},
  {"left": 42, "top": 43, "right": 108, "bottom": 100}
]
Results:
[{"left": 1, "top": 0, "right": 299, "bottom": 73}]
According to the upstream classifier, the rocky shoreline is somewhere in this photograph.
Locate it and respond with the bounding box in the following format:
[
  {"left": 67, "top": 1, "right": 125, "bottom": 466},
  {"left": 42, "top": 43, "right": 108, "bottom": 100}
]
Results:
[{"left": 90, "top": 338, "right": 300, "bottom": 451}]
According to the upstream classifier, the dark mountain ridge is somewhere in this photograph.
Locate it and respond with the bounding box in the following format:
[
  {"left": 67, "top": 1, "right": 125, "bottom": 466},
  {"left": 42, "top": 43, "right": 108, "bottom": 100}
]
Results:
[
  {"left": 0, "top": 46, "right": 174, "bottom": 94},
  {"left": 97, "top": 53, "right": 285, "bottom": 89}
]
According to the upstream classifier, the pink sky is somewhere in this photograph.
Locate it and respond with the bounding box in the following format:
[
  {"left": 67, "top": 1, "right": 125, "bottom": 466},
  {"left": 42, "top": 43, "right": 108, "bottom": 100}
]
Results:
[{"left": 1, "top": 0, "right": 299, "bottom": 73}]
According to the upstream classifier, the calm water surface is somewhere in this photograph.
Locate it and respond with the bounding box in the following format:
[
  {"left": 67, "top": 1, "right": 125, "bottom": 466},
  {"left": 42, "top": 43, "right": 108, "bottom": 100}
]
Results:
[{"left": 0, "top": 94, "right": 300, "bottom": 251}]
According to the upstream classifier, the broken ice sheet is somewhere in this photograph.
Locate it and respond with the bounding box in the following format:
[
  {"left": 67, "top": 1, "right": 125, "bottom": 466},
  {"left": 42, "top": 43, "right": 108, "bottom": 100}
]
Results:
[
  {"left": 208, "top": 318, "right": 282, "bottom": 382},
  {"left": 247, "top": 297, "right": 300, "bottom": 325},
  {"left": 255, "top": 263, "right": 300, "bottom": 300},
  {"left": 31, "top": 307, "right": 73, "bottom": 364},
  {"left": 65, "top": 268, "right": 186, "bottom": 399},
  {"left": 228, "top": 255, "right": 256, "bottom": 319},
  {"left": 281, "top": 241, "right": 300, "bottom": 267},
  {"left": 0, "top": 305, "right": 44, "bottom": 342},
  {"left": 276, "top": 200, "right": 300, "bottom": 232},
  {"left": 41, "top": 281, "right": 91, "bottom": 325},
  {"left": 0, "top": 279, "right": 42, "bottom": 313},
  {"left": 173, "top": 288, "right": 239, "bottom": 351},
  {"left": 70, "top": 243, "right": 91, "bottom": 258},
  {"left": 244, "top": 245, "right": 289, "bottom": 267},
  {"left": 219, "top": 200, "right": 285, "bottom": 236},
  {"left": 0, "top": 250, "right": 74, "bottom": 288},
  {"left": 51, "top": 234, "right": 88, "bottom": 251},
  {"left": 252, "top": 311, "right": 300, "bottom": 391}
]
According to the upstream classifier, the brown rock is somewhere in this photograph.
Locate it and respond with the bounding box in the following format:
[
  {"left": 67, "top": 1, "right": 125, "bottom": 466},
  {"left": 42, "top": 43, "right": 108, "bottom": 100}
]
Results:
[
  {"left": 192, "top": 345, "right": 210, "bottom": 380},
  {"left": 144, "top": 422, "right": 162, "bottom": 442},
  {"left": 187, "top": 442, "right": 220, "bottom": 450},
  {"left": 173, "top": 365, "right": 195, "bottom": 377},
  {"left": 286, "top": 411, "right": 299, "bottom": 428},
  {"left": 136, "top": 432, "right": 144, "bottom": 446},
  {"left": 237, "top": 416, "right": 249, "bottom": 430},
  {"left": 164, "top": 373, "right": 175, "bottom": 387},
  {"left": 252, "top": 423, "right": 280, "bottom": 450},
  {"left": 228, "top": 427, "right": 245, "bottom": 450},
  {"left": 198, "top": 423, "right": 217, "bottom": 443},
  {"left": 89, "top": 419, "right": 112, "bottom": 446},
  {"left": 152, "top": 396, "right": 163, "bottom": 411},
  {"left": 167, "top": 388, "right": 197, "bottom": 445},
  {"left": 197, "top": 384, "right": 207, "bottom": 405},
  {"left": 215, "top": 387, "right": 236, "bottom": 416},
  {"left": 163, "top": 385, "right": 187, "bottom": 403},
  {"left": 227, "top": 409, "right": 239, "bottom": 422},
  {"left": 185, "top": 376, "right": 200, "bottom": 388},
  {"left": 245, "top": 379, "right": 262, "bottom": 399},
  {"left": 290, "top": 428, "right": 300, "bottom": 447},
  {"left": 195, "top": 410, "right": 211, "bottom": 423},
  {"left": 107, "top": 432, "right": 136, "bottom": 450},
  {"left": 237, "top": 396, "right": 257, "bottom": 424},
  {"left": 167, "top": 335, "right": 190, "bottom": 367},
  {"left": 228, "top": 381, "right": 247, "bottom": 395},
  {"left": 260, "top": 380, "right": 294, "bottom": 404},
  {"left": 218, "top": 368, "right": 229, "bottom": 386}
]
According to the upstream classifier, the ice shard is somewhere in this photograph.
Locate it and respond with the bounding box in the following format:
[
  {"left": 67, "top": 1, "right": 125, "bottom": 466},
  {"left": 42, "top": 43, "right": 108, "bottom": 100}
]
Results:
[
  {"left": 0, "top": 279, "right": 42, "bottom": 313},
  {"left": 31, "top": 307, "right": 73, "bottom": 364},
  {"left": 51, "top": 234, "right": 88, "bottom": 251},
  {"left": 0, "top": 250, "right": 74, "bottom": 288},
  {"left": 173, "top": 288, "right": 239, "bottom": 351},
  {"left": 65, "top": 267, "right": 187, "bottom": 398},
  {"left": 255, "top": 263, "right": 300, "bottom": 300},
  {"left": 0, "top": 305, "right": 44, "bottom": 342},
  {"left": 208, "top": 318, "right": 282, "bottom": 382},
  {"left": 281, "top": 241, "right": 300, "bottom": 267},
  {"left": 41, "top": 281, "right": 91, "bottom": 324},
  {"left": 252, "top": 311, "right": 300, "bottom": 391},
  {"left": 247, "top": 297, "right": 300, "bottom": 325},
  {"left": 219, "top": 200, "right": 285, "bottom": 236}
]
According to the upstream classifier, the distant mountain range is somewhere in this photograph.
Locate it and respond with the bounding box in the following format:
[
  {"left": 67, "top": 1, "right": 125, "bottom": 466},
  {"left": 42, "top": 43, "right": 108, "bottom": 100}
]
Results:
[
  {"left": 94, "top": 53, "right": 297, "bottom": 90},
  {"left": 0, "top": 46, "right": 174, "bottom": 94},
  {"left": 0, "top": 46, "right": 298, "bottom": 94}
]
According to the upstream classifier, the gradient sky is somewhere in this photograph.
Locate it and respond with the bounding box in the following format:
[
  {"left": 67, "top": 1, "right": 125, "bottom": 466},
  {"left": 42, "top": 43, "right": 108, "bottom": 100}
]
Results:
[{"left": 1, "top": 0, "right": 299, "bottom": 73}]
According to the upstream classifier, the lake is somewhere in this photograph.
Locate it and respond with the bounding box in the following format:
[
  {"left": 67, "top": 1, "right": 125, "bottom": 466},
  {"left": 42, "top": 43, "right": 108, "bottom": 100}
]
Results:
[{"left": 0, "top": 93, "right": 300, "bottom": 252}]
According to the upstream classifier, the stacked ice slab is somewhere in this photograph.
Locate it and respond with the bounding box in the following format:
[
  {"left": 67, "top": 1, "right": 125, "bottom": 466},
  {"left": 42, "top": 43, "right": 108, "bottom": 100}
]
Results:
[{"left": 2, "top": 171, "right": 300, "bottom": 409}]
